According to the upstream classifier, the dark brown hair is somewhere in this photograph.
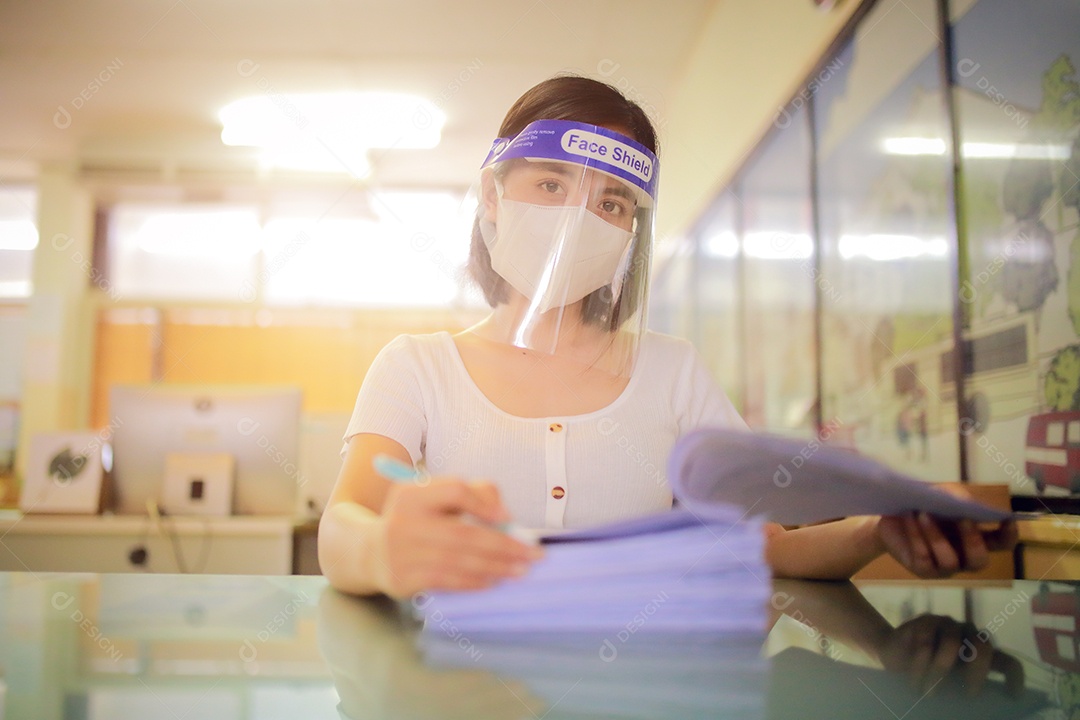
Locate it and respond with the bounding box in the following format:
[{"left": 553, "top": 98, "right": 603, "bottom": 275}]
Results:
[{"left": 466, "top": 75, "right": 659, "bottom": 331}]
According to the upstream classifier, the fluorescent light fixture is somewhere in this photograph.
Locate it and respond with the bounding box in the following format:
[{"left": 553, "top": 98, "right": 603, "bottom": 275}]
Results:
[
  {"left": 0, "top": 219, "right": 39, "bottom": 251},
  {"left": 0, "top": 281, "right": 31, "bottom": 297},
  {"left": 883, "top": 137, "right": 1071, "bottom": 160},
  {"left": 838, "top": 233, "right": 947, "bottom": 261},
  {"left": 962, "top": 142, "right": 1071, "bottom": 160},
  {"left": 259, "top": 140, "right": 372, "bottom": 178},
  {"left": 882, "top": 137, "right": 947, "bottom": 156},
  {"left": 135, "top": 210, "right": 262, "bottom": 257},
  {"left": 220, "top": 91, "right": 445, "bottom": 178},
  {"left": 743, "top": 232, "right": 814, "bottom": 259},
  {"left": 261, "top": 216, "right": 462, "bottom": 307},
  {"left": 369, "top": 190, "right": 463, "bottom": 227},
  {"left": 703, "top": 230, "right": 739, "bottom": 258}
]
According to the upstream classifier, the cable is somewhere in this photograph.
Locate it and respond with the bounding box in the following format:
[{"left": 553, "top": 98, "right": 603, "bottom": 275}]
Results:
[
  {"left": 144, "top": 499, "right": 214, "bottom": 573},
  {"left": 161, "top": 513, "right": 214, "bottom": 574}
]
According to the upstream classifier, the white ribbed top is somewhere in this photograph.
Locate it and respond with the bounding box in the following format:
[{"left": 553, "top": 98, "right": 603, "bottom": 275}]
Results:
[{"left": 344, "top": 330, "right": 746, "bottom": 530}]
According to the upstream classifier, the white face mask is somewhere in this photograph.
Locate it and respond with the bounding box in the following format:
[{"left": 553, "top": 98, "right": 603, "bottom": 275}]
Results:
[{"left": 481, "top": 198, "right": 635, "bottom": 313}]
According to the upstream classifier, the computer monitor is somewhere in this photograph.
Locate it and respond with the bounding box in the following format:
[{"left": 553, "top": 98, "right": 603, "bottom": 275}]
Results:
[{"left": 109, "top": 384, "right": 302, "bottom": 516}]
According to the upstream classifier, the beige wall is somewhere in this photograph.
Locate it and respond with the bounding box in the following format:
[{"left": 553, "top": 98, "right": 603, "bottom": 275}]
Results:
[{"left": 658, "top": 0, "right": 863, "bottom": 242}]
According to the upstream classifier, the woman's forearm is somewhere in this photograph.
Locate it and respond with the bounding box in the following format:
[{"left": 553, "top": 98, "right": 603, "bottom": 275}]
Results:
[
  {"left": 318, "top": 501, "right": 394, "bottom": 595},
  {"left": 766, "top": 516, "right": 886, "bottom": 580}
]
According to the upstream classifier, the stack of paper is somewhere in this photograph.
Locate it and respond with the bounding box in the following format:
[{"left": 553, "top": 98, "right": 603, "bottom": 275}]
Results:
[{"left": 414, "top": 504, "right": 769, "bottom": 634}]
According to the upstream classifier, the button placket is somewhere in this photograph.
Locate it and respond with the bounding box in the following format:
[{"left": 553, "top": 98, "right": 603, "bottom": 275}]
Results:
[{"left": 544, "top": 418, "right": 568, "bottom": 528}]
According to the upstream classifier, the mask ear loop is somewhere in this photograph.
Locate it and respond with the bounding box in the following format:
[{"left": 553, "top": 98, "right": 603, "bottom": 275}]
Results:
[
  {"left": 478, "top": 169, "right": 505, "bottom": 246},
  {"left": 607, "top": 187, "right": 644, "bottom": 305},
  {"left": 609, "top": 233, "right": 637, "bottom": 305}
]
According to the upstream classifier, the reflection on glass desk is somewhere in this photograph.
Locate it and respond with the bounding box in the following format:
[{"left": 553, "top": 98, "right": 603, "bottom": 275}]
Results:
[{"left": 0, "top": 572, "right": 1075, "bottom": 719}]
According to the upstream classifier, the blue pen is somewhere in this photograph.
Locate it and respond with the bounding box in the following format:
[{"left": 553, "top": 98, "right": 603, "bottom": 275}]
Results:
[
  {"left": 372, "top": 454, "right": 539, "bottom": 546},
  {"left": 373, "top": 454, "right": 428, "bottom": 483}
]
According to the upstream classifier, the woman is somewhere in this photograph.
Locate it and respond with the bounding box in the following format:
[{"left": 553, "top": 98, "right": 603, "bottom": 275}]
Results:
[{"left": 318, "top": 75, "right": 1016, "bottom": 597}]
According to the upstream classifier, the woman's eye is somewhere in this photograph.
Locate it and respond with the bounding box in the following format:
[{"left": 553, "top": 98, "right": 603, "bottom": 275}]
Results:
[
  {"left": 540, "top": 180, "right": 563, "bottom": 194},
  {"left": 600, "top": 199, "right": 627, "bottom": 216}
]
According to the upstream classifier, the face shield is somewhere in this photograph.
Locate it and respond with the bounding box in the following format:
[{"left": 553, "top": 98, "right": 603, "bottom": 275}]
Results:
[{"left": 470, "top": 119, "right": 658, "bottom": 378}]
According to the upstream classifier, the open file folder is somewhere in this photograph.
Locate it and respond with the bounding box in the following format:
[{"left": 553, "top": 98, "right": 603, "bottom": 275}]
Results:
[
  {"left": 414, "top": 427, "right": 1009, "bottom": 634},
  {"left": 670, "top": 427, "right": 1012, "bottom": 525}
]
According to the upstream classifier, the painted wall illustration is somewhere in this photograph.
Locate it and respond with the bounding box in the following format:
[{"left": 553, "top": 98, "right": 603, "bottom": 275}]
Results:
[
  {"left": 955, "top": 0, "right": 1080, "bottom": 496},
  {"left": 651, "top": 0, "right": 1080, "bottom": 499}
]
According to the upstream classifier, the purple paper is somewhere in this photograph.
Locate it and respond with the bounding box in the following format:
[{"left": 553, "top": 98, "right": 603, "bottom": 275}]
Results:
[{"left": 668, "top": 428, "right": 1012, "bottom": 525}]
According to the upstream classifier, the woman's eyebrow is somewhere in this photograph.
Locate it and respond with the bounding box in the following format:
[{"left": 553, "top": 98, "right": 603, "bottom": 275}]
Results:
[
  {"left": 529, "top": 161, "right": 577, "bottom": 176},
  {"left": 529, "top": 161, "right": 637, "bottom": 203},
  {"left": 599, "top": 183, "right": 636, "bottom": 203}
]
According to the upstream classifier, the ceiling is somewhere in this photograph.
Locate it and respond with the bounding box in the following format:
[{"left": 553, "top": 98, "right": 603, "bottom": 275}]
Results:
[{"left": 0, "top": 0, "right": 716, "bottom": 198}]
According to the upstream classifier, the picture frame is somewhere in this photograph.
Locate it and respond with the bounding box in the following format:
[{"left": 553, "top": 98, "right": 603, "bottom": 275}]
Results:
[{"left": 20, "top": 432, "right": 106, "bottom": 515}]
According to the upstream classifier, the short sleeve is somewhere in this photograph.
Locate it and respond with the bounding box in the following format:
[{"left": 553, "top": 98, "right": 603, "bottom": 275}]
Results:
[
  {"left": 676, "top": 342, "right": 748, "bottom": 434},
  {"left": 341, "top": 335, "right": 427, "bottom": 463}
]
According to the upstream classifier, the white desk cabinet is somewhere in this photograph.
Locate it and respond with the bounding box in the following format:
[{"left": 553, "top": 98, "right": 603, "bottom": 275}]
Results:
[{"left": 0, "top": 514, "right": 294, "bottom": 575}]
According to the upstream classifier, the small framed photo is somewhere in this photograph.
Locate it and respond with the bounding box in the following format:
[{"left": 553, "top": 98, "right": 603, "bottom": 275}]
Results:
[{"left": 20, "top": 432, "right": 106, "bottom": 514}]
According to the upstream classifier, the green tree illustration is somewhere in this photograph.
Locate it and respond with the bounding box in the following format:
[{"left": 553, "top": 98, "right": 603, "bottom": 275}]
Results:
[
  {"left": 1035, "top": 55, "right": 1080, "bottom": 334},
  {"left": 1045, "top": 344, "right": 1080, "bottom": 411},
  {"left": 1064, "top": 134, "right": 1080, "bottom": 334},
  {"left": 1002, "top": 154, "right": 1053, "bottom": 219},
  {"left": 1035, "top": 55, "right": 1080, "bottom": 133},
  {"left": 1063, "top": 134, "right": 1080, "bottom": 210},
  {"left": 1003, "top": 219, "right": 1059, "bottom": 313},
  {"left": 1001, "top": 55, "right": 1080, "bottom": 322}
]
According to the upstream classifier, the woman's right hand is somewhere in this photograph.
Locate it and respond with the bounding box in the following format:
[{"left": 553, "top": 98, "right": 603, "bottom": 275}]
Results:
[{"left": 377, "top": 477, "right": 544, "bottom": 597}]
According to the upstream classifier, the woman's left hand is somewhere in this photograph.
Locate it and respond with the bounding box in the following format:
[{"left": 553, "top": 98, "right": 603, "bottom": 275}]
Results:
[{"left": 875, "top": 512, "right": 1018, "bottom": 578}]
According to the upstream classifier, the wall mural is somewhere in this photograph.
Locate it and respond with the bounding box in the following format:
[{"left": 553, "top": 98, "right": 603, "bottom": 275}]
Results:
[
  {"left": 953, "top": 0, "right": 1080, "bottom": 497},
  {"left": 654, "top": 0, "right": 1080, "bottom": 504},
  {"left": 812, "top": 0, "right": 958, "bottom": 482}
]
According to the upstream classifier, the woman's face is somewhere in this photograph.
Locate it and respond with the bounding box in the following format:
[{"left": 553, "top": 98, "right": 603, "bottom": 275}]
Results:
[{"left": 497, "top": 160, "right": 638, "bottom": 232}]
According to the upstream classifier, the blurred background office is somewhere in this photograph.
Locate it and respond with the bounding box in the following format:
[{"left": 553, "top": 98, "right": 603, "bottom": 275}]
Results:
[{"left": 0, "top": 0, "right": 1078, "bottom": 577}]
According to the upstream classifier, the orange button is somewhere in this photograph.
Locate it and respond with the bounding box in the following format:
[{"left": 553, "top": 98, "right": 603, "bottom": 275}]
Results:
[
  {"left": 551, "top": 486, "right": 565, "bottom": 499},
  {"left": 549, "top": 423, "right": 563, "bottom": 432}
]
